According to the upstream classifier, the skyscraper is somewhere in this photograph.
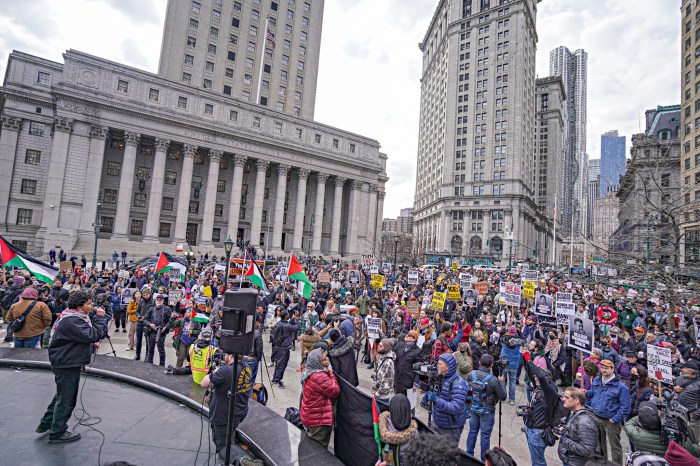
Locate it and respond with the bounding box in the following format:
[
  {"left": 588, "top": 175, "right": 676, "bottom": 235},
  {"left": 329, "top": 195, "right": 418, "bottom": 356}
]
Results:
[
  {"left": 413, "top": 0, "right": 548, "bottom": 265},
  {"left": 158, "top": 0, "right": 324, "bottom": 120},
  {"left": 549, "top": 46, "right": 588, "bottom": 239},
  {"left": 600, "top": 130, "right": 626, "bottom": 196}
]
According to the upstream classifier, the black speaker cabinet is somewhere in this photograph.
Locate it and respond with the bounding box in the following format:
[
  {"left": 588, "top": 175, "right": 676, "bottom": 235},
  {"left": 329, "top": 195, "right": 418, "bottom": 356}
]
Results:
[{"left": 219, "top": 289, "right": 257, "bottom": 354}]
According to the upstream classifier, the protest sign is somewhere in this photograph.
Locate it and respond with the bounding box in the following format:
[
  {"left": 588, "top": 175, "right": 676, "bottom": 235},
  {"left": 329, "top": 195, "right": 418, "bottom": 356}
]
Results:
[
  {"left": 534, "top": 292, "right": 554, "bottom": 316},
  {"left": 474, "top": 281, "right": 489, "bottom": 295},
  {"left": 265, "top": 304, "right": 276, "bottom": 327},
  {"left": 120, "top": 287, "right": 134, "bottom": 305},
  {"left": 447, "top": 285, "right": 461, "bottom": 301},
  {"left": 522, "top": 280, "right": 535, "bottom": 300},
  {"left": 568, "top": 315, "right": 594, "bottom": 353},
  {"left": 522, "top": 271, "right": 538, "bottom": 282},
  {"left": 460, "top": 279, "right": 471, "bottom": 289},
  {"left": 556, "top": 292, "right": 572, "bottom": 303},
  {"left": 339, "top": 304, "right": 355, "bottom": 314},
  {"left": 430, "top": 292, "right": 446, "bottom": 312},
  {"left": 382, "top": 263, "right": 392, "bottom": 275},
  {"left": 348, "top": 267, "right": 360, "bottom": 284},
  {"left": 502, "top": 282, "right": 522, "bottom": 307},
  {"left": 407, "top": 270, "right": 419, "bottom": 284},
  {"left": 555, "top": 301, "right": 576, "bottom": 325},
  {"left": 647, "top": 344, "right": 673, "bottom": 384},
  {"left": 407, "top": 301, "right": 421, "bottom": 318},
  {"left": 362, "top": 255, "right": 375, "bottom": 266},
  {"left": 118, "top": 270, "right": 130, "bottom": 279},
  {"left": 451, "top": 262, "right": 458, "bottom": 271},
  {"left": 464, "top": 289, "right": 477, "bottom": 306},
  {"left": 424, "top": 269, "right": 434, "bottom": 281},
  {"left": 422, "top": 295, "right": 430, "bottom": 308},
  {"left": 371, "top": 274, "right": 385, "bottom": 290},
  {"left": 370, "top": 265, "right": 379, "bottom": 275},
  {"left": 366, "top": 317, "right": 382, "bottom": 339},
  {"left": 317, "top": 272, "right": 331, "bottom": 283},
  {"left": 59, "top": 261, "right": 72, "bottom": 272},
  {"left": 168, "top": 289, "right": 184, "bottom": 307}
]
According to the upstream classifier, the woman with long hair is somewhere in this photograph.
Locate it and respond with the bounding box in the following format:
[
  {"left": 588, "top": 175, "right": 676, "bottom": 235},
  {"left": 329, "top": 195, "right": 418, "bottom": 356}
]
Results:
[
  {"left": 628, "top": 365, "right": 652, "bottom": 420},
  {"left": 125, "top": 290, "right": 141, "bottom": 351}
]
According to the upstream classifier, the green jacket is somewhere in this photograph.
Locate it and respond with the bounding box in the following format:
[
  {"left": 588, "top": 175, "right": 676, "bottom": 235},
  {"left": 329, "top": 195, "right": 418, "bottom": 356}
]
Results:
[
  {"left": 618, "top": 309, "right": 637, "bottom": 328},
  {"left": 453, "top": 350, "right": 472, "bottom": 381},
  {"left": 356, "top": 295, "right": 370, "bottom": 315},
  {"left": 624, "top": 416, "right": 700, "bottom": 458},
  {"left": 169, "top": 317, "right": 202, "bottom": 350}
]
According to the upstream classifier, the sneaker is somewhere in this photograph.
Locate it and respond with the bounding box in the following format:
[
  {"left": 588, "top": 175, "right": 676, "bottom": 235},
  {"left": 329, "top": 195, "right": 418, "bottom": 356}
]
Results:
[
  {"left": 266, "top": 362, "right": 275, "bottom": 368},
  {"left": 240, "top": 458, "right": 264, "bottom": 466},
  {"left": 35, "top": 425, "right": 51, "bottom": 434},
  {"left": 367, "top": 363, "right": 375, "bottom": 370},
  {"left": 509, "top": 400, "right": 515, "bottom": 405},
  {"left": 48, "top": 431, "right": 81, "bottom": 444},
  {"left": 271, "top": 380, "right": 286, "bottom": 389},
  {"left": 165, "top": 365, "right": 175, "bottom": 374},
  {"left": 122, "top": 329, "right": 127, "bottom": 333}
]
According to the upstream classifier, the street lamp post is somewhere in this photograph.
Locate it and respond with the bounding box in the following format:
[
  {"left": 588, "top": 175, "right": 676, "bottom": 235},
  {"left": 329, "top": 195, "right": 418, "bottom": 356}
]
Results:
[
  {"left": 91, "top": 190, "right": 103, "bottom": 269},
  {"left": 393, "top": 233, "right": 400, "bottom": 275},
  {"left": 224, "top": 235, "right": 234, "bottom": 288},
  {"left": 505, "top": 224, "right": 515, "bottom": 268}
]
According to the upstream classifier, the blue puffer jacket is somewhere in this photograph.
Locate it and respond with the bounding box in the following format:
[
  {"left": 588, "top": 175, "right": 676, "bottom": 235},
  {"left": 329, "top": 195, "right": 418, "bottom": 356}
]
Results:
[
  {"left": 431, "top": 353, "right": 470, "bottom": 429},
  {"left": 500, "top": 336, "right": 522, "bottom": 370},
  {"left": 585, "top": 375, "right": 631, "bottom": 424}
]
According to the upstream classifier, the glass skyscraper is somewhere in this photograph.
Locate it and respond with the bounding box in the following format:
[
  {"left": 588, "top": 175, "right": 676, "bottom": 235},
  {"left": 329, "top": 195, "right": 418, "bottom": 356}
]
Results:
[{"left": 600, "top": 130, "right": 626, "bottom": 196}]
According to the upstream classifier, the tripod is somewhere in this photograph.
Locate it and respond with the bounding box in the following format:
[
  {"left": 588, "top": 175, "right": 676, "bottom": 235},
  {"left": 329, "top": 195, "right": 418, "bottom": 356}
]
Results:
[
  {"left": 223, "top": 354, "right": 240, "bottom": 466},
  {"left": 258, "top": 350, "right": 275, "bottom": 398}
]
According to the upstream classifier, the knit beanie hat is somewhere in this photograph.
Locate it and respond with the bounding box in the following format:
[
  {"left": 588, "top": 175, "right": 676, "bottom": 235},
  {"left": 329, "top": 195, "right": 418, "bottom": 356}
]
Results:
[
  {"left": 20, "top": 287, "right": 38, "bottom": 300},
  {"left": 506, "top": 326, "right": 517, "bottom": 336},
  {"left": 329, "top": 329, "right": 341, "bottom": 343},
  {"left": 141, "top": 286, "right": 152, "bottom": 295},
  {"left": 664, "top": 441, "right": 698, "bottom": 466}
]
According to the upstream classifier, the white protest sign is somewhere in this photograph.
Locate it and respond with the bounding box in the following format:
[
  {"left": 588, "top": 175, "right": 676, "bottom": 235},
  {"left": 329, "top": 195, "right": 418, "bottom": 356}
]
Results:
[
  {"left": 118, "top": 270, "right": 130, "bottom": 279},
  {"left": 647, "top": 344, "right": 673, "bottom": 384},
  {"left": 555, "top": 301, "right": 576, "bottom": 325},
  {"left": 366, "top": 317, "right": 382, "bottom": 339},
  {"left": 502, "top": 282, "right": 522, "bottom": 307},
  {"left": 370, "top": 265, "right": 379, "bottom": 275},
  {"left": 556, "top": 292, "right": 573, "bottom": 303},
  {"left": 168, "top": 289, "right": 184, "bottom": 307},
  {"left": 339, "top": 304, "right": 355, "bottom": 314},
  {"left": 407, "top": 270, "right": 419, "bottom": 284},
  {"left": 265, "top": 304, "right": 277, "bottom": 327},
  {"left": 522, "top": 270, "right": 538, "bottom": 282}
]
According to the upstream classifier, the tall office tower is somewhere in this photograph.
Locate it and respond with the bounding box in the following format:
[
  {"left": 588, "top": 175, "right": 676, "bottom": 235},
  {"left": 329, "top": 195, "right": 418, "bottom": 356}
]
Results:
[
  {"left": 413, "top": 0, "right": 547, "bottom": 265},
  {"left": 588, "top": 158, "right": 600, "bottom": 238},
  {"left": 534, "top": 77, "right": 564, "bottom": 218},
  {"left": 550, "top": 46, "right": 588, "bottom": 239},
  {"left": 600, "top": 130, "right": 626, "bottom": 196},
  {"left": 158, "top": 0, "right": 324, "bottom": 120}
]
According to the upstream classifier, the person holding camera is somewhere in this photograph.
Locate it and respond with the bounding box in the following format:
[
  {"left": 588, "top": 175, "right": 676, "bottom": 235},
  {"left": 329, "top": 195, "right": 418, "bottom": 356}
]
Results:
[
  {"left": 520, "top": 347, "right": 560, "bottom": 466},
  {"left": 271, "top": 309, "right": 299, "bottom": 388},
  {"left": 466, "top": 354, "right": 507, "bottom": 462},
  {"left": 200, "top": 353, "right": 252, "bottom": 459},
  {"left": 143, "top": 294, "right": 174, "bottom": 366},
  {"left": 425, "top": 353, "right": 470, "bottom": 444},
  {"left": 36, "top": 291, "right": 107, "bottom": 444},
  {"left": 624, "top": 400, "right": 700, "bottom": 459},
  {"left": 5, "top": 287, "right": 52, "bottom": 348},
  {"left": 556, "top": 387, "right": 602, "bottom": 466}
]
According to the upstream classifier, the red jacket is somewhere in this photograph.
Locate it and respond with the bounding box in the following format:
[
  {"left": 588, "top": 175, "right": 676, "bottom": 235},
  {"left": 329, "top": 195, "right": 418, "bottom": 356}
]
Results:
[{"left": 300, "top": 370, "right": 340, "bottom": 427}]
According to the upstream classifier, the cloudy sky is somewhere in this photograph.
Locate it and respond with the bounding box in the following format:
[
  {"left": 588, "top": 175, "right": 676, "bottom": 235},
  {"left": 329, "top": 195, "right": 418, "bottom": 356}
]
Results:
[{"left": 0, "top": 0, "right": 681, "bottom": 218}]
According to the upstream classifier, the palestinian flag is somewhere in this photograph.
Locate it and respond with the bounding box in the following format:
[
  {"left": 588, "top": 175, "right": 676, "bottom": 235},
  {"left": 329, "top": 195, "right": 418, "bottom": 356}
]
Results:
[
  {"left": 0, "top": 235, "right": 58, "bottom": 284},
  {"left": 288, "top": 254, "right": 313, "bottom": 299},
  {"left": 191, "top": 307, "right": 209, "bottom": 324},
  {"left": 372, "top": 396, "right": 382, "bottom": 456},
  {"left": 155, "top": 251, "right": 186, "bottom": 281},
  {"left": 244, "top": 254, "right": 269, "bottom": 295}
]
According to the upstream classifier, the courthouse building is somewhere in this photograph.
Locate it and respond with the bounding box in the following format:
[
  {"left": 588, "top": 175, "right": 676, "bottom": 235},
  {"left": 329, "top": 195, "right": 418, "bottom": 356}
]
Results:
[{"left": 0, "top": 0, "right": 388, "bottom": 259}]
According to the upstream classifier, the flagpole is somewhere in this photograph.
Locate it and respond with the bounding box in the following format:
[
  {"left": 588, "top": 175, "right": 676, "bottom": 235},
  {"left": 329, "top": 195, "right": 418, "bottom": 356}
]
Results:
[
  {"left": 239, "top": 246, "right": 246, "bottom": 289},
  {"left": 552, "top": 194, "right": 557, "bottom": 266},
  {"left": 255, "top": 16, "right": 270, "bottom": 105}
]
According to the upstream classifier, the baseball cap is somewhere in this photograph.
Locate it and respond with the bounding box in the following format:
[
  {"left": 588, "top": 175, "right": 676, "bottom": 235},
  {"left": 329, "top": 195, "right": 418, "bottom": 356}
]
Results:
[
  {"left": 420, "top": 317, "right": 430, "bottom": 326},
  {"left": 600, "top": 359, "right": 615, "bottom": 368},
  {"left": 633, "top": 326, "right": 645, "bottom": 333}
]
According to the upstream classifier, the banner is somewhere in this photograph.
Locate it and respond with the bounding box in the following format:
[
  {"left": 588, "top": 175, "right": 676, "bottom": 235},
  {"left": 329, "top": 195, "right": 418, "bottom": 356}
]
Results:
[
  {"left": 502, "top": 282, "right": 522, "bottom": 307},
  {"left": 430, "top": 292, "right": 446, "bottom": 312},
  {"left": 647, "top": 344, "right": 673, "bottom": 384},
  {"left": 555, "top": 292, "right": 572, "bottom": 303},
  {"left": 407, "top": 270, "right": 419, "bottom": 284},
  {"left": 366, "top": 317, "right": 382, "bottom": 339},
  {"left": 371, "top": 274, "right": 384, "bottom": 290},
  {"left": 447, "top": 284, "right": 461, "bottom": 301},
  {"left": 463, "top": 289, "right": 477, "bottom": 306},
  {"left": 362, "top": 255, "right": 375, "bottom": 266},
  {"left": 568, "top": 315, "right": 594, "bottom": 353}
]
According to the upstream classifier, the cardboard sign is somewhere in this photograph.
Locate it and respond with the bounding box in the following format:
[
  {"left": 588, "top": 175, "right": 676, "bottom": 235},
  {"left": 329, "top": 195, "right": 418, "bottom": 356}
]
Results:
[
  {"left": 371, "top": 274, "right": 385, "bottom": 290},
  {"left": 464, "top": 289, "right": 477, "bottom": 306},
  {"left": 317, "top": 272, "right": 331, "bottom": 283},
  {"left": 647, "top": 344, "right": 673, "bottom": 384},
  {"left": 568, "top": 315, "right": 594, "bottom": 353},
  {"left": 522, "top": 281, "right": 535, "bottom": 300},
  {"left": 502, "top": 282, "right": 522, "bottom": 307},
  {"left": 407, "top": 301, "right": 421, "bottom": 317},
  {"left": 366, "top": 317, "right": 382, "bottom": 339},
  {"left": 168, "top": 289, "right": 184, "bottom": 307},
  {"left": 407, "top": 270, "right": 419, "bottom": 284},
  {"left": 447, "top": 285, "right": 461, "bottom": 301},
  {"left": 59, "top": 261, "right": 73, "bottom": 272},
  {"left": 430, "top": 292, "right": 446, "bottom": 312},
  {"left": 556, "top": 292, "right": 572, "bottom": 303},
  {"left": 474, "top": 281, "right": 489, "bottom": 295}
]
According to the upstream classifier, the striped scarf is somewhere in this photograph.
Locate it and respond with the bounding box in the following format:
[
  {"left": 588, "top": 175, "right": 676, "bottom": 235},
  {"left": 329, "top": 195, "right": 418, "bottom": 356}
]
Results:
[{"left": 49, "top": 308, "right": 92, "bottom": 345}]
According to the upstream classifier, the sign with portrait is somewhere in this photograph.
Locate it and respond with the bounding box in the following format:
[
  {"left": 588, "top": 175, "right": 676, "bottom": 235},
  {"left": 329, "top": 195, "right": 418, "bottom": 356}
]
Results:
[
  {"left": 568, "top": 315, "right": 594, "bottom": 353},
  {"left": 463, "top": 288, "right": 478, "bottom": 306},
  {"left": 534, "top": 292, "right": 554, "bottom": 317},
  {"left": 407, "top": 270, "right": 419, "bottom": 284}
]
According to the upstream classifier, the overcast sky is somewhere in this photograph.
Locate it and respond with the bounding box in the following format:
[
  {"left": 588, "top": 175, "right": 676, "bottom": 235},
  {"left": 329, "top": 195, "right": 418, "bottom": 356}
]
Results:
[{"left": 0, "top": 0, "right": 681, "bottom": 218}]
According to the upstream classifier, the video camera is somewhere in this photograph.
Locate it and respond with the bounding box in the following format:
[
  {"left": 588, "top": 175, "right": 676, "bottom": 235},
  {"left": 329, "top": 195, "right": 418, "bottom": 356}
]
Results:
[
  {"left": 516, "top": 405, "right": 532, "bottom": 418},
  {"left": 209, "top": 350, "right": 225, "bottom": 373},
  {"left": 656, "top": 387, "right": 696, "bottom": 445},
  {"left": 413, "top": 363, "right": 443, "bottom": 393}
]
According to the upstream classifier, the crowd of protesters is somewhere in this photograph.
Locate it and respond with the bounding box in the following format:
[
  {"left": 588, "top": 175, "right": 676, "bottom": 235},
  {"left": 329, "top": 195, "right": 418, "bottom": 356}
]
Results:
[{"left": 3, "top": 251, "right": 700, "bottom": 466}]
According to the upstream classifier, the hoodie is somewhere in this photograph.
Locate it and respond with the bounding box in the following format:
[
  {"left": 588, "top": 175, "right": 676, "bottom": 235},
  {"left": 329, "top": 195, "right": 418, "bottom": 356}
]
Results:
[
  {"left": 431, "top": 353, "right": 470, "bottom": 429},
  {"left": 329, "top": 335, "right": 359, "bottom": 386}
]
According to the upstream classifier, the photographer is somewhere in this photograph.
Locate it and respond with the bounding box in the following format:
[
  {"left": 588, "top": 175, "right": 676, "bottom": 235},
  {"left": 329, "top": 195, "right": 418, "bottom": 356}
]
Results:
[
  {"left": 466, "top": 354, "right": 507, "bottom": 462},
  {"left": 624, "top": 401, "right": 700, "bottom": 459},
  {"left": 520, "top": 347, "right": 560, "bottom": 466},
  {"left": 556, "top": 387, "right": 602, "bottom": 466},
  {"left": 200, "top": 353, "right": 252, "bottom": 459},
  {"left": 143, "top": 294, "right": 174, "bottom": 366},
  {"left": 425, "top": 353, "right": 470, "bottom": 444},
  {"left": 37, "top": 291, "right": 107, "bottom": 444},
  {"left": 675, "top": 360, "right": 700, "bottom": 440}
]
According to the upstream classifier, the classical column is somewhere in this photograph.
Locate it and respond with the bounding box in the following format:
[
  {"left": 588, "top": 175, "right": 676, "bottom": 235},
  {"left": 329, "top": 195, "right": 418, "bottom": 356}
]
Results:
[
  {"left": 293, "top": 168, "right": 311, "bottom": 250},
  {"left": 329, "top": 176, "right": 345, "bottom": 255},
  {"left": 345, "top": 180, "right": 362, "bottom": 257},
  {"left": 311, "top": 172, "right": 328, "bottom": 255},
  {"left": 0, "top": 116, "right": 22, "bottom": 228},
  {"left": 366, "top": 184, "right": 378, "bottom": 252},
  {"left": 199, "top": 149, "right": 223, "bottom": 246},
  {"left": 78, "top": 125, "right": 109, "bottom": 236},
  {"left": 143, "top": 138, "right": 170, "bottom": 242},
  {"left": 227, "top": 154, "right": 247, "bottom": 242},
  {"left": 173, "top": 144, "right": 197, "bottom": 242},
  {"left": 249, "top": 159, "right": 269, "bottom": 247},
  {"left": 111, "top": 131, "right": 140, "bottom": 238},
  {"left": 375, "top": 190, "right": 385, "bottom": 254},
  {"left": 41, "top": 117, "right": 74, "bottom": 229},
  {"left": 272, "top": 164, "right": 291, "bottom": 252}
]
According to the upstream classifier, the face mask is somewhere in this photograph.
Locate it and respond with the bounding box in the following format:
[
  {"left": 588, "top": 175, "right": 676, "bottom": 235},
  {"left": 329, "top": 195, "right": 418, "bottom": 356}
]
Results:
[
  {"left": 630, "top": 374, "right": 638, "bottom": 380},
  {"left": 549, "top": 334, "right": 557, "bottom": 340}
]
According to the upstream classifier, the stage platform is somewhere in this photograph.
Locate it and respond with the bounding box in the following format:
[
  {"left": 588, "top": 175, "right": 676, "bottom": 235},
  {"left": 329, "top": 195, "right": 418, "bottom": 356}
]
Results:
[{"left": 0, "top": 348, "right": 342, "bottom": 466}]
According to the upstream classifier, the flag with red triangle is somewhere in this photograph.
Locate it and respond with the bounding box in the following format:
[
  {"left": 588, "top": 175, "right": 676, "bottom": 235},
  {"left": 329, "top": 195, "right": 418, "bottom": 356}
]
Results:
[
  {"left": 288, "top": 254, "right": 313, "bottom": 299},
  {"left": 244, "top": 254, "right": 269, "bottom": 295},
  {"left": 0, "top": 235, "right": 57, "bottom": 284},
  {"left": 154, "top": 252, "right": 186, "bottom": 281}
]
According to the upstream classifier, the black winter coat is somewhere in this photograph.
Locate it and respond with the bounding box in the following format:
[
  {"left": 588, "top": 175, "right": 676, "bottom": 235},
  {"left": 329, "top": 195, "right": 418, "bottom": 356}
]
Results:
[
  {"left": 393, "top": 341, "right": 425, "bottom": 393},
  {"left": 49, "top": 313, "right": 107, "bottom": 369},
  {"left": 143, "top": 305, "right": 174, "bottom": 334},
  {"left": 523, "top": 361, "right": 560, "bottom": 429},
  {"left": 678, "top": 378, "right": 700, "bottom": 420},
  {"left": 247, "top": 329, "right": 264, "bottom": 360},
  {"left": 557, "top": 407, "right": 602, "bottom": 466},
  {"left": 329, "top": 335, "right": 359, "bottom": 387}
]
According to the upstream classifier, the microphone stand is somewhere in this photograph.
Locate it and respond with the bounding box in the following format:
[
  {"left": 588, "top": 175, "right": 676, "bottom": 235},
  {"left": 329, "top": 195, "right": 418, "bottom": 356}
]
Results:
[{"left": 223, "top": 355, "right": 240, "bottom": 466}]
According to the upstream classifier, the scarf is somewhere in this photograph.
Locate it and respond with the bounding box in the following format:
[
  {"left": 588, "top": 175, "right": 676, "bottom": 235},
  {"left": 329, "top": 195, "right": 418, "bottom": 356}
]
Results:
[
  {"left": 546, "top": 339, "right": 560, "bottom": 361},
  {"left": 301, "top": 348, "right": 326, "bottom": 383},
  {"left": 49, "top": 308, "right": 92, "bottom": 345}
]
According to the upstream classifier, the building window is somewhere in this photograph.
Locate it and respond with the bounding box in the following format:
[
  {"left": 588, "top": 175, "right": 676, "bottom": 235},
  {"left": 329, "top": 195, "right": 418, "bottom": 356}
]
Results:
[
  {"left": 182, "top": 73, "right": 191, "bottom": 84},
  {"left": 101, "top": 216, "right": 114, "bottom": 233},
  {"left": 187, "top": 36, "right": 196, "bottom": 47},
  {"left": 217, "top": 179, "right": 226, "bottom": 193},
  {"left": 661, "top": 174, "right": 670, "bottom": 187},
  {"left": 282, "top": 54, "right": 289, "bottom": 64},
  {"left": 225, "top": 67, "right": 234, "bottom": 78},
  {"left": 162, "top": 196, "right": 174, "bottom": 211},
  {"left": 189, "top": 201, "right": 199, "bottom": 214},
  {"left": 239, "top": 207, "right": 246, "bottom": 219},
  {"left": 210, "top": 26, "right": 219, "bottom": 39},
  {"left": 302, "top": 16, "right": 309, "bottom": 26},
  {"left": 204, "top": 61, "right": 214, "bottom": 72},
  {"left": 253, "top": 116, "right": 261, "bottom": 127},
  {"left": 300, "top": 31, "right": 307, "bottom": 41},
  {"left": 296, "top": 75, "right": 303, "bottom": 86},
  {"left": 28, "top": 122, "right": 45, "bottom": 136},
  {"left": 37, "top": 71, "right": 50, "bottom": 85},
  {"left": 212, "top": 9, "right": 221, "bottom": 21},
  {"left": 223, "top": 85, "right": 231, "bottom": 95},
  {"left": 158, "top": 223, "right": 171, "bottom": 238},
  {"left": 130, "top": 219, "right": 143, "bottom": 236},
  {"left": 229, "top": 110, "right": 238, "bottom": 121},
  {"left": 184, "top": 54, "right": 194, "bottom": 66},
  {"left": 191, "top": 1, "right": 200, "bottom": 13},
  {"left": 314, "top": 133, "right": 321, "bottom": 144},
  {"left": 249, "top": 25, "right": 257, "bottom": 36},
  {"left": 189, "top": 18, "right": 198, "bottom": 30},
  {"left": 117, "top": 80, "right": 129, "bottom": 93},
  {"left": 163, "top": 171, "right": 177, "bottom": 185},
  {"left": 221, "top": 157, "right": 230, "bottom": 169},
  {"left": 207, "top": 44, "right": 217, "bottom": 55},
  {"left": 234, "top": 1, "right": 242, "bottom": 11},
  {"left": 251, "top": 9, "right": 260, "bottom": 20},
  {"left": 242, "top": 90, "right": 250, "bottom": 101},
  {"left": 349, "top": 143, "right": 356, "bottom": 153},
  {"left": 212, "top": 228, "right": 221, "bottom": 242},
  {"left": 244, "top": 74, "right": 252, "bottom": 85},
  {"left": 203, "top": 79, "right": 212, "bottom": 89},
  {"left": 178, "top": 96, "right": 188, "bottom": 108},
  {"left": 294, "top": 107, "right": 301, "bottom": 116},
  {"left": 16, "top": 208, "right": 32, "bottom": 225},
  {"left": 296, "top": 128, "right": 303, "bottom": 139},
  {"left": 215, "top": 204, "right": 224, "bottom": 217},
  {"left": 107, "top": 161, "right": 121, "bottom": 176},
  {"left": 228, "top": 51, "right": 236, "bottom": 61},
  {"left": 274, "top": 122, "right": 283, "bottom": 134},
  {"left": 148, "top": 88, "right": 160, "bottom": 102},
  {"left": 20, "top": 179, "right": 37, "bottom": 195},
  {"left": 294, "top": 91, "right": 301, "bottom": 101},
  {"left": 102, "top": 189, "right": 117, "bottom": 204},
  {"left": 133, "top": 193, "right": 147, "bottom": 207},
  {"left": 332, "top": 138, "right": 339, "bottom": 149},
  {"left": 25, "top": 149, "right": 41, "bottom": 165},
  {"left": 248, "top": 41, "right": 256, "bottom": 53},
  {"left": 297, "top": 61, "right": 305, "bottom": 70},
  {"left": 204, "top": 103, "right": 214, "bottom": 115},
  {"left": 277, "top": 101, "right": 285, "bottom": 111}
]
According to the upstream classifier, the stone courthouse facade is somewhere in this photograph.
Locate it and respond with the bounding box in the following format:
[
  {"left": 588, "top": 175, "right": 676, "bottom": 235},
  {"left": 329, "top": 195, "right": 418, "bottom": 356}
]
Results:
[{"left": 0, "top": 1, "right": 387, "bottom": 259}]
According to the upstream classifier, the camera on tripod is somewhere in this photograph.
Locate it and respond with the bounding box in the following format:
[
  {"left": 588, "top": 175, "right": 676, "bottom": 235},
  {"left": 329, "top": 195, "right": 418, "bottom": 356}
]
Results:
[{"left": 414, "top": 363, "right": 443, "bottom": 392}]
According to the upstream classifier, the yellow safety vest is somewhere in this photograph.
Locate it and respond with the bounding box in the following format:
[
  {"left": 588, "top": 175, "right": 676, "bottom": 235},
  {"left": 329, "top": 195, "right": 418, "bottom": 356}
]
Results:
[{"left": 189, "top": 344, "right": 216, "bottom": 384}]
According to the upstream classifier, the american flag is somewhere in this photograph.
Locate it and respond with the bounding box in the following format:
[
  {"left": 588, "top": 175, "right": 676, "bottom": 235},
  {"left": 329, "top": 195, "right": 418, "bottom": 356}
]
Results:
[{"left": 266, "top": 28, "right": 275, "bottom": 48}]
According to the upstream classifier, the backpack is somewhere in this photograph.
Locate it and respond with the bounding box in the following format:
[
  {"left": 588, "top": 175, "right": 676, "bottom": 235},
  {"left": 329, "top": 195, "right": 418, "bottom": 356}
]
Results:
[
  {"left": 468, "top": 372, "right": 494, "bottom": 415},
  {"left": 272, "top": 322, "right": 286, "bottom": 347},
  {"left": 1, "top": 287, "right": 18, "bottom": 310},
  {"left": 251, "top": 383, "right": 268, "bottom": 406}
]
